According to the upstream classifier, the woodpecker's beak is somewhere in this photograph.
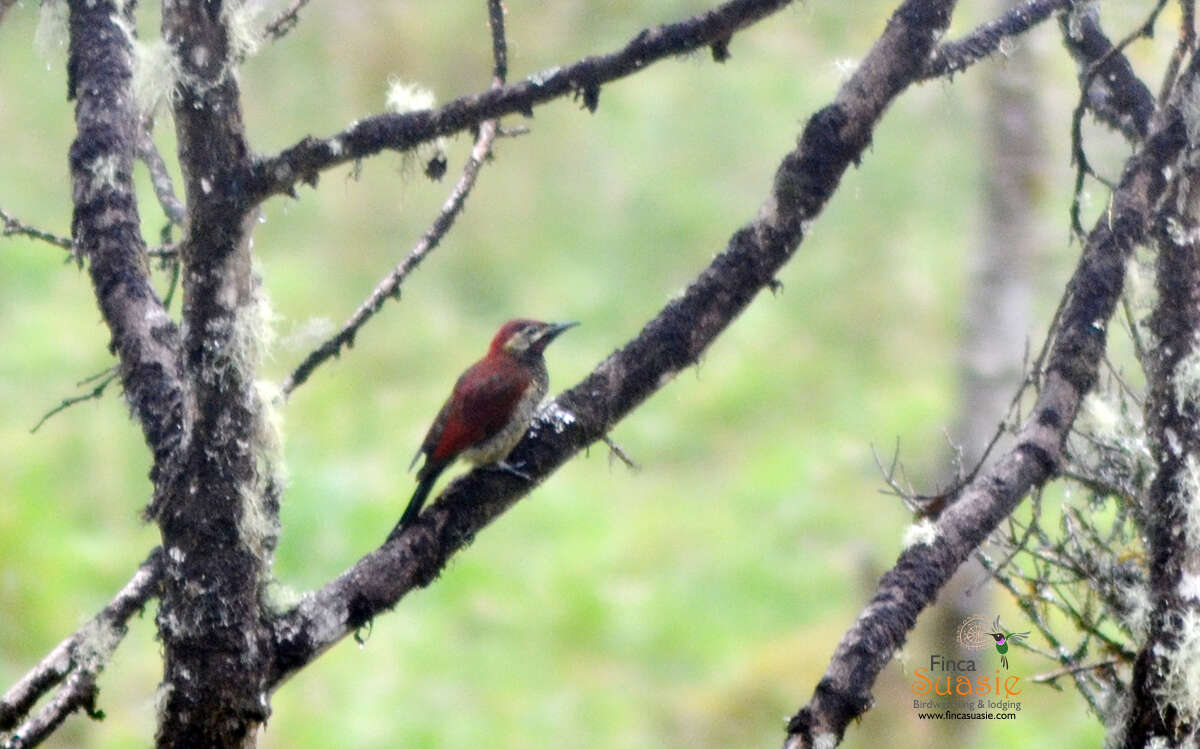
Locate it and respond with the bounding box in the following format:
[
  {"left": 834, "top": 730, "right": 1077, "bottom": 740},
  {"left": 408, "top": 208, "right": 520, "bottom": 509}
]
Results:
[{"left": 539, "top": 321, "right": 579, "bottom": 344}]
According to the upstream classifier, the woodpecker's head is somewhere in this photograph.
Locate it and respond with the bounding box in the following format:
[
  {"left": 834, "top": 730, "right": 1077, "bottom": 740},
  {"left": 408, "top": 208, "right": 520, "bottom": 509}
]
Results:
[{"left": 490, "top": 319, "right": 578, "bottom": 358}]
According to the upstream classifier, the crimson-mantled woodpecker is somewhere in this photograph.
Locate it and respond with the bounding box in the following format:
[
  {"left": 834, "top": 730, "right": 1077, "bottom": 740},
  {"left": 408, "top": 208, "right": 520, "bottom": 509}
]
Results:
[{"left": 395, "top": 319, "right": 577, "bottom": 532}]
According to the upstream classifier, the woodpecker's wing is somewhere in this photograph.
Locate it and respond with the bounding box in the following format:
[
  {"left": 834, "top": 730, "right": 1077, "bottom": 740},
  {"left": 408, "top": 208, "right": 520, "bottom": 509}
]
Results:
[
  {"left": 412, "top": 395, "right": 455, "bottom": 473},
  {"left": 410, "top": 395, "right": 454, "bottom": 472},
  {"left": 415, "top": 357, "right": 532, "bottom": 472}
]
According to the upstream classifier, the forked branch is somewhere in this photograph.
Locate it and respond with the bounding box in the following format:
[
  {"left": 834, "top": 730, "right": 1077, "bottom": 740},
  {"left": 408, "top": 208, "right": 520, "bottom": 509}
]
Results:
[
  {"left": 783, "top": 38, "right": 1191, "bottom": 749},
  {"left": 246, "top": 0, "right": 797, "bottom": 202},
  {"left": 0, "top": 549, "right": 163, "bottom": 748},
  {"left": 266, "top": 0, "right": 958, "bottom": 691},
  {"left": 281, "top": 0, "right": 512, "bottom": 397}
]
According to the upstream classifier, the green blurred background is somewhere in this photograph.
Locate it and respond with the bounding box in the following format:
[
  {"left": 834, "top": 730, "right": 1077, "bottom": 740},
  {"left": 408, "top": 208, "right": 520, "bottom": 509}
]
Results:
[{"left": 0, "top": 1, "right": 1165, "bottom": 746}]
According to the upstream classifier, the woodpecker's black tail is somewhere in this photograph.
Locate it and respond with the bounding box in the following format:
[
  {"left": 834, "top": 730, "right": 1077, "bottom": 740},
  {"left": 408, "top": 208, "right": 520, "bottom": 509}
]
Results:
[{"left": 389, "top": 465, "right": 444, "bottom": 540}]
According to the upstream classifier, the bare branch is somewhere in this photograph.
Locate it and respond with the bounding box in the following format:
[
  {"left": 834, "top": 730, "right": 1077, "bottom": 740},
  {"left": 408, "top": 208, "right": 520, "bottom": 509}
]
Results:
[
  {"left": 135, "top": 124, "right": 186, "bottom": 226},
  {"left": 281, "top": 0, "right": 511, "bottom": 397},
  {"left": 0, "top": 207, "right": 72, "bottom": 251},
  {"left": 0, "top": 549, "right": 163, "bottom": 744},
  {"left": 1122, "top": 57, "right": 1200, "bottom": 745},
  {"left": 279, "top": 153, "right": 507, "bottom": 395},
  {"left": 783, "top": 46, "right": 1190, "bottom": 746},
  {"left": 264, "top": 0, "right": 314, "bottom": 42},
  {"left": 923, "top": 0, "right": 1068, "bottom": 79},
  {"left": 1155, "top": 0, "right": 1195, "bottom": 105},
  {"left": 977, "top": 550, "right": 1116, "bottom": 714},
  {"left": 30, "top": 369, "right": 118, "bottom": 433},
  {"left": 266, "top": 0, "right": 957, "bottom": 694},
  {"left": 1063, "top": 2, "right": 1165, "bottom": 238},
  {"left": 1059, "top": 6, "right": 1156, "bottom": 145},
  {"left": 600, "top": 435, "right": 640, "bottom": 471},
  {"left": 1031, "top": 658, "right": 1122, "bottom": 684},
  {"left": 487, "top": 0, "right": 508, "bottom": 85},
  {"left": 246, "top": 0, "right": 796, "bottom": 203},
  {"left": 66, "top": 0, "right": 188, "bottom": 493}
]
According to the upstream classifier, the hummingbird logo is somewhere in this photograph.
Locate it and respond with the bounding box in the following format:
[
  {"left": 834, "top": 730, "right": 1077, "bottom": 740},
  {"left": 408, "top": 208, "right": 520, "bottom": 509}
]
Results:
[{"left": 986, "top": 616, "right": 1029, "bottom": 670}]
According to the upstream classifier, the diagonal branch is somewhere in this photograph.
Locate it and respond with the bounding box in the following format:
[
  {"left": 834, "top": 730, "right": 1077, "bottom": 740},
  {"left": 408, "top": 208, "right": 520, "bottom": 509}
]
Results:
[
  {"left": 486, "top": 0, "right": 508, "bottom": 84},
  {"left": 245, "top": 0, "right": 796, "bottom": 203},
  {"left": 281, "top": 124, "right": 503, "bottom": 396},
  {"left": 280, "top": 0, "right": 511, "bottom": 398},
  {"left": 923, "top": 0, "right": 1068, "bottom": 79},
  {"left": 264, "top": 0, "right": 314, "bottom": 42},
  {"left": 0, "top": 207, "right": 73, "bottom": 252},
  {"left": 30, "top": 369, "right": 119, "bottom": 433},
  {"left": 266, "top": 0, "right": 958, "bottom": 691},
  {"left": 0, "top": 548, "right": 163, "bottom": 747},
  {"left": 782, "top": 63, "right": 1190, "bottom": 749},
  {"left": 1122, "top": 57, "right": 1200, "bottom": 746},
  {"left": 1059, "top": 5, "right": 1156, "bottom": 144},
  {"left": 66, "top": 0, "right": 188, "bottom": 492},
  {"left": 135, "top": 123, "right": 186, "bottom": 227}
]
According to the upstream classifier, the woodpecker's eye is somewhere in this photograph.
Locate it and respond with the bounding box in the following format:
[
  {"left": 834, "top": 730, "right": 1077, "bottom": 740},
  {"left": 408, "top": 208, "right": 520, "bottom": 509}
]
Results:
[{"left": 516, "top": 325, "right": 538, "bottom": 344}]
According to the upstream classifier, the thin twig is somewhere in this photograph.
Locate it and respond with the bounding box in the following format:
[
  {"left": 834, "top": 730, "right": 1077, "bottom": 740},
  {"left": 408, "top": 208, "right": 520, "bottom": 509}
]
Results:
[
  {"left": 965, "top": 487, "right": 1044, "bottom": 595},
  {"left": 1067, "top": 0, "right": 1169, "bottom": 238},
  {"left": 923, "top": 0, "right": 1068, "bottom": 78},
  {"left": 871, "top": 439, "right": 923, "bottom": 511},
  {"left": 0, "top": 549, "right": 163, "bottom": 740},
  {"left": 248, "top": 0, "right": 797, "bottom": 202},
  {"left": 264, "top": 0, "right": 313, "bottom": 41},
  {"left": 0, "top": 207, "right": 72, "bottom": 251},
  {"left": 1032, "top": 658, "right": 1121, "bottom": 683},
  {"left": 1102, "top": 354, "right": 1143, "bottom": 405},
  {"left": 1059, "top": 469, "right": 1132, "bottom": 501},
  {"left": 30, "top": 372, "right": 120, "bottom": 433},
  {"left": 161, "top": 258, "right": 182, "bottom": 311},
  {"left": 487, "top": 0, "right": 508, "bottom": 84},
  {"left": 281, "top": 0, "right": 511, "bottom": 397},
  {"left": 976, "top": 550, "right": 1109, "bottom": 714},
  {"left": 1121, "top": 292, "right": 1149, "bottom": 370},
  {"left": 1086, "top": 0, "right": 1169, "bottom": 80},
  {"left": 601, "top": 435, "right": 639, "bottom": 471},
  {"left": 1156, "top": 0, "right": 1196, "bottom": 105},
  {"left": 147, "top": 243, "right": 180, "bottom": 260},
  {"left": 76, "top": 366, "right": 117, "bottom": 388},
  {"left": 135, "top": 123, "right": 186, "bottom": 226}
]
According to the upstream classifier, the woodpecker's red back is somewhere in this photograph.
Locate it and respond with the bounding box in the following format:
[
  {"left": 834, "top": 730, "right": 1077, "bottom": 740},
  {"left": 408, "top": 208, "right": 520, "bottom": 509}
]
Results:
[{"left": 392, "top": 319, "right": 577, "bottom": 534}]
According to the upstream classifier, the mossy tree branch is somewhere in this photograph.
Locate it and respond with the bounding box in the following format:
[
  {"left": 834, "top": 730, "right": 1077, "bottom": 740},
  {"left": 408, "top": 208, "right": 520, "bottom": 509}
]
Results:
[
  {"left": 266, "top": 0, "right": 959, "bottom": 694},
  {"left": 9, "top": 0, "right": 1124, "bottom": 747},
  {"left": 1122, "top": 58, "right": 1200, "bottom": 746},
  {"left": 65, "top": 0, "right": 189, "bottom": 499},
  {"left": 245, "top": 0, "right": 797, "bottom": 203},
  {"left": 149, "top": 1, "right": 278, "bottom": 746},
  {"left": 784, "top": 38, "right": 1191, "bottom": 749},
  {"left": 0, "top": 549, "right": 163, "bottom": 749},
  {"left": 246, "top": 0, "right": 1055, "bottom": 207}
]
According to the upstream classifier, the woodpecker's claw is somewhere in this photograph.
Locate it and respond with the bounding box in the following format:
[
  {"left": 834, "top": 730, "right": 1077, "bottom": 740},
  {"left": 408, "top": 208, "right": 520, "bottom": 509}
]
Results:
[{"left": 491, "top": 459, "right": 532, "bottom": 481}]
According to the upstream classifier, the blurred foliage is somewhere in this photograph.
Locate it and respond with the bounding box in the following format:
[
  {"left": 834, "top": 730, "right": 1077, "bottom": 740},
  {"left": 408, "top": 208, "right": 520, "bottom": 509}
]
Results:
[{"left": 2, "top": 0, "right": 1176, "bottom": 746}]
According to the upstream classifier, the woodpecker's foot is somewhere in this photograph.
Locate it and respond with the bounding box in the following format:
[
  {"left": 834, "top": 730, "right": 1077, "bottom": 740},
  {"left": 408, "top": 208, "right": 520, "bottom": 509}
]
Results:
[{"left": 490, "top": 459, "right": 531, "bottom": 481}]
